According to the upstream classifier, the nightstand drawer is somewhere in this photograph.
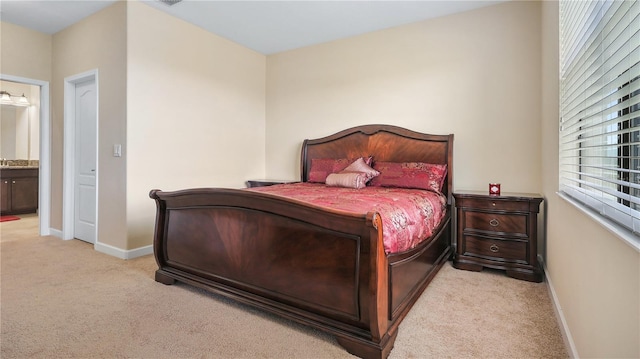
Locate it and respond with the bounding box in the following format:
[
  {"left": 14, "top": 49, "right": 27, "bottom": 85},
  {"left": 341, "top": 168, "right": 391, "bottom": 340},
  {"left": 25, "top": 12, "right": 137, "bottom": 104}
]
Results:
[
  {"left": 463, "top": 211, "right": 528, "bottom": 236},
  {"left": 457, "top": 198, "right": 531, "bottom": 212},
  {"left": 463, "top": 236, "right": 528, "bottom": 263}
]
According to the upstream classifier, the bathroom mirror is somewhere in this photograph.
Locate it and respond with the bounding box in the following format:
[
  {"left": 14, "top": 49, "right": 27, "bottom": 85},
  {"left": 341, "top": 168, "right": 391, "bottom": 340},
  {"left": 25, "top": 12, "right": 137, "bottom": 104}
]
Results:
[{"left": 0, "top": 81, "right": 39, "bottom": 161}]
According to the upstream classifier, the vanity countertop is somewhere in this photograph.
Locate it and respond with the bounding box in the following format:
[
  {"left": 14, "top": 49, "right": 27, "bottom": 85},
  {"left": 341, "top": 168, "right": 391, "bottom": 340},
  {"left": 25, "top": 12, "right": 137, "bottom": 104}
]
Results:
[{"left": 0, "top": 166, "right": 39, "bottom": 170}]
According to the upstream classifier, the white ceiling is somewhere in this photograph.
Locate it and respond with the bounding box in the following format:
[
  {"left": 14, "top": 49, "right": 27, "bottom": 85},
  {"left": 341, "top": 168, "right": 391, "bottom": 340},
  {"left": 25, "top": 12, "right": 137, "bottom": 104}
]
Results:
[{"left": 0, "top": 0, "right": 506, "bottom": 55}]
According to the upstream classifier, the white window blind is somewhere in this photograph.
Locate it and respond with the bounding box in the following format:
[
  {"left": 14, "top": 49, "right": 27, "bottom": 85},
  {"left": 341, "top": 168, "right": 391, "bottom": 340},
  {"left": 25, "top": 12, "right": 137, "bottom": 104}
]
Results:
[{"left": 559, "top": 0, "right": 640, "bottom": 235}]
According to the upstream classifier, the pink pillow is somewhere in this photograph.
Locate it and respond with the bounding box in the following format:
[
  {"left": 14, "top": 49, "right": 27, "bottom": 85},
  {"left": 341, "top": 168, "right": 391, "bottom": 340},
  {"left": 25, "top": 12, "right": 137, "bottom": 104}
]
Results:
[
  {"left": 342, "top": 157, "right": 380, "bottom": 181},
  {"left": 369, "top": 162, "right": 447, "bottom": 192},
  {"left": 325, "top": 158, "right": 380, "bottom": 189},
  {"left": 326, "top": 172, "right": 371, "bottom": 189},
  {"left": 308, "top": 157, "right": 373, "bottom": 183}
]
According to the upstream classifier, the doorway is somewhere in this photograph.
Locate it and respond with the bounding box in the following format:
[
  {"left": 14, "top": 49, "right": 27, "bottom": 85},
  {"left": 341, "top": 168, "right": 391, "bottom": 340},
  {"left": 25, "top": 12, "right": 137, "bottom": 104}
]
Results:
[
  {"left": 0, "top": 74, "right": 51, "bottom": 237},
  {"left": 63, "top": 70, "right": 99, "bottom": 244}
]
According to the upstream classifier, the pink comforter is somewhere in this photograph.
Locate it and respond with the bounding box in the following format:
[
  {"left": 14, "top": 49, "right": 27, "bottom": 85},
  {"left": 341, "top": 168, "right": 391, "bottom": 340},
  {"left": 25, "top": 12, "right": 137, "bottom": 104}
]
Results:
[{"left": 247, "top": 183, "right": 447, "bottom": 254}]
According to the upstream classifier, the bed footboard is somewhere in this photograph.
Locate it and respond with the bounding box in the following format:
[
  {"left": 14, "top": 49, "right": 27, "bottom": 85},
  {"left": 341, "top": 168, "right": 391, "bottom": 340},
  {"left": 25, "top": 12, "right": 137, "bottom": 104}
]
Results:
[{"left": 150, "top": 188, "right": 396, "bottom": 358}]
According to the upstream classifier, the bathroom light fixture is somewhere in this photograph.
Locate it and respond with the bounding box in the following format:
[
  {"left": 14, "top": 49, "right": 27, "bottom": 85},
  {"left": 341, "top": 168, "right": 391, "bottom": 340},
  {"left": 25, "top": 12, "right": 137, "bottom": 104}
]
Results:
[
  {"left": 0, "top": 91, "right": 10, "bottom": 103},
  {"left": 0, "top": 91, "right": 30, "bottom": 106},
  {"left": 17, "top": 94, "right": 29, "bottom": 106}
]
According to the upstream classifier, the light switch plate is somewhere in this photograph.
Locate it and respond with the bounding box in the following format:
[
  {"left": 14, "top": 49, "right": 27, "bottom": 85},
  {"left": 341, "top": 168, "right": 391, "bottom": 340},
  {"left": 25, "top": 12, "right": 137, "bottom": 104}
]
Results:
[{"left": 113, "top": 144, "right": 122, "bottom": 157}]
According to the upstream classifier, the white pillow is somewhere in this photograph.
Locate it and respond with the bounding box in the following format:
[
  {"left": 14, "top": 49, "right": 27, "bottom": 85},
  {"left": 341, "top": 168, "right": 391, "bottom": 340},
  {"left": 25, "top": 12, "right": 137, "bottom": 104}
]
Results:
[{"left": 326, "top": 172, "right": 370, "bottom": 189}]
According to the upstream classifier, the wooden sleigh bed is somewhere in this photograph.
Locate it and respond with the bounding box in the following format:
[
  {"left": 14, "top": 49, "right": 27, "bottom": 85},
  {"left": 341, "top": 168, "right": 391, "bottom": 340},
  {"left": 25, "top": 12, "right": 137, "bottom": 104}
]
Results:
[{"left": 150, "top": 125, "right": 453, "bottom": 359}]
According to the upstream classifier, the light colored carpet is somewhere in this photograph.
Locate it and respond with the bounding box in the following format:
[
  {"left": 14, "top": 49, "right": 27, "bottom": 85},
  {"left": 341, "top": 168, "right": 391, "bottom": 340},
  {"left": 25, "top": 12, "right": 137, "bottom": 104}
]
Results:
[{"left": 1, "top": 215, "right": 568, "bottom": 358}]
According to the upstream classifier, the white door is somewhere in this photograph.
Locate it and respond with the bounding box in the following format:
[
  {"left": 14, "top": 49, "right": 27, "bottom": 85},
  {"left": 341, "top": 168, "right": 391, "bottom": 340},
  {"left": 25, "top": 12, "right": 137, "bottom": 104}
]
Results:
[{"left": 73, "top": 79, "right": 97, "bottom": 243}]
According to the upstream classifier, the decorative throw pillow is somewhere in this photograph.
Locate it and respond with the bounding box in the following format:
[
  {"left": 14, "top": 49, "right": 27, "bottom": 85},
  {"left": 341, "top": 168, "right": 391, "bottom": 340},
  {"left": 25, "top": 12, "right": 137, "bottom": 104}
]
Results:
[
  {"left": 326, "top": 172, "right": 371, "bottom": 189},
  {"left": 342, "top": 157, "right": 380, "bottom": 181},
  {"left": 369, "top": 162, "right": 447, "bottom": 192},
  {"left": 324, "top": 158, "right": 380, "bottom": 189},
  {"left": 307, "top": 156, "right": 374, "bottom": 183}
]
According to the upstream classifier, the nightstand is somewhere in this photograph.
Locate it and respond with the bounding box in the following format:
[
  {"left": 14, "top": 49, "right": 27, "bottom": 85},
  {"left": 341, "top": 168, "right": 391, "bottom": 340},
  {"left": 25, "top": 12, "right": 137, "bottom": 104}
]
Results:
[
  {"left": 452, "top": 191, "right": 544, "bottom": 282},
  {"left": 245, "top": 179, "right": 297, "bottom": 188}
]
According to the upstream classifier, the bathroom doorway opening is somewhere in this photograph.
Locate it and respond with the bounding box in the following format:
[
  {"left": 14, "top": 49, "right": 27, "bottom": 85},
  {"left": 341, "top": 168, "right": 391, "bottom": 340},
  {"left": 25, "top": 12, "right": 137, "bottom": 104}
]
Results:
[{"left": 0, "top": 74, "right": 51, "bottom": 237}]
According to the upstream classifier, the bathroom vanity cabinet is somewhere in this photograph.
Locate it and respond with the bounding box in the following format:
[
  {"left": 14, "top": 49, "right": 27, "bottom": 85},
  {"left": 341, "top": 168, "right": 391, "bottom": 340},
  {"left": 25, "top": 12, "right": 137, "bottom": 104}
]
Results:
[{"left": 0, "top": 167, "right": 38, "bottom": 215}]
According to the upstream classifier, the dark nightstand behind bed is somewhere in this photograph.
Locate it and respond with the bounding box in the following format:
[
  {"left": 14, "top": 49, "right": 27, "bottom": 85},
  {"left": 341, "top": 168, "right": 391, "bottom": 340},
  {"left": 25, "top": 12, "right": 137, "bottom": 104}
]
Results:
[{"left": 246, "top": 179, "right": 298, "bottom": 188}]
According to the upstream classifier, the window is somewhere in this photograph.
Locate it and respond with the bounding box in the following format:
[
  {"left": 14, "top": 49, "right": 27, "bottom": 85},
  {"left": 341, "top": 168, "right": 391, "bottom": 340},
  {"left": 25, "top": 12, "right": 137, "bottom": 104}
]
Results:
[{"left": 559, "top": 1, "right": 640, "bottom": 235}]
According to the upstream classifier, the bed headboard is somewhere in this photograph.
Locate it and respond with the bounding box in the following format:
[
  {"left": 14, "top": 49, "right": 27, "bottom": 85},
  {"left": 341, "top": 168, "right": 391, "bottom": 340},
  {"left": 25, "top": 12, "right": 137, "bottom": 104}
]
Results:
[{"left": 301, "top": 124, "right": 454, "bottom": 201}]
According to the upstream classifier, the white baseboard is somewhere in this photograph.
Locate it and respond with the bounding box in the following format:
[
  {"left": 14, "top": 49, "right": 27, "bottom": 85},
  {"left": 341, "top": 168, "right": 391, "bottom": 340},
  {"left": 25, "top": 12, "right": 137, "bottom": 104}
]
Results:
[
  {"left": 47, "top": 229, "right": 153, "bottom": 259},
  {"left": 49, "top": 228, "right": 63, "bottom": 238},
  {"left": 94, "top": 242, "right": 153, "bottom": 260},
  {"left": 540, "top": 256, "right": 579, "bottom": 358}
]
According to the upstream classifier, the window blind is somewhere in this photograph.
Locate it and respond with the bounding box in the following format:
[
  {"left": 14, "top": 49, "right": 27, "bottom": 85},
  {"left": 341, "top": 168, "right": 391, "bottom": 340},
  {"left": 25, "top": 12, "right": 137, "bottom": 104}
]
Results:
[{"left": 559, "top": 0, "right": 640, "bottom": 234}]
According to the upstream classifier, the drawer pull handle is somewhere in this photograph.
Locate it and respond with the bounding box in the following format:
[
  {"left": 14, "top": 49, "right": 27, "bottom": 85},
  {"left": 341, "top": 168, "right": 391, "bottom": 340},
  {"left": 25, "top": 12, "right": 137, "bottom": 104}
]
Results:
[
  {"left": 489, "top": 219, "right": 499, "bottom": 227},
  {"left": 490, "top": 244, "right": 499, "bottom": 253},
  {"left": 492, "top": 202, "right": 496, "bottom": 206}
]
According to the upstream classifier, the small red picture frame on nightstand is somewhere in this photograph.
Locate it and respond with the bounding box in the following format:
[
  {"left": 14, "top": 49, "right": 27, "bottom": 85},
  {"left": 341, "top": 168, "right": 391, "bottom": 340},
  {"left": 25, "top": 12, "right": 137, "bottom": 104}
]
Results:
[{"left": 489, "top": 183, "right": 501, "bottom": 195}]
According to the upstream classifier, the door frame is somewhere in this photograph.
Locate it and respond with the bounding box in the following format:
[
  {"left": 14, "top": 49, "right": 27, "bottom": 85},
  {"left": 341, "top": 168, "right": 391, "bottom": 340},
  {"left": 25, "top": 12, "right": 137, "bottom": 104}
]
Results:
[
  {"left": 62, "top": 70, "right": 99, "bottom": 243},
  {"left": 0, "top": 74, "right": 51, "bottom": 236}
]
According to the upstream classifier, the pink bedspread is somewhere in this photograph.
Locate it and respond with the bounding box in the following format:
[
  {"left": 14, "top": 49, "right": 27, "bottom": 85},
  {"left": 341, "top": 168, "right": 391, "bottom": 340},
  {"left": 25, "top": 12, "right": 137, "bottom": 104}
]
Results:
[{"left": 247, "top": 183, "right": 447, "bottom": 254}]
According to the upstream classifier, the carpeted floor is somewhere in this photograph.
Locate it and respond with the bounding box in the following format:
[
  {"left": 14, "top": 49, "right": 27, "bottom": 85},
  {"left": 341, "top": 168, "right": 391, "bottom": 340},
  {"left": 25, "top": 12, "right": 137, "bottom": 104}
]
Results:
[{"left": 1, "top": 215, "right": 568, "bottom": 358}]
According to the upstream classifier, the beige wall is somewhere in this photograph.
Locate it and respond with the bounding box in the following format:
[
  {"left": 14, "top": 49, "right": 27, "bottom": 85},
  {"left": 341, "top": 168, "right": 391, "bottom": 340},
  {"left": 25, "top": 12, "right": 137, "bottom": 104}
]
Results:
[
  {"left": 1, "top": 0, "right": 266, "bottom": 252},
  {"left": 0, "top": 22, "right": 52, "bottom": 82},
  {"left": 541, "top": 2, "right": 640, "bottom": 358},
  {"left": 125, "top": 1, "right": 266, "bottom": 249},
  {"left": 0, "top": 21, "right": 51, "bottom": 217},
  {"left": 266, "top": 1, "right": 542, "bottom": 191},
  {"left": 267, "top": 1, "right": 640, "bottom": 357},
  {"left": 51, "top": 1, "right": 128, "bottom": 248}
]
